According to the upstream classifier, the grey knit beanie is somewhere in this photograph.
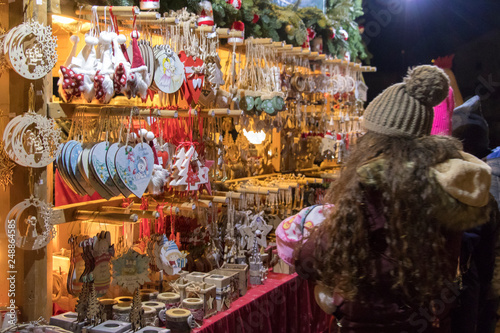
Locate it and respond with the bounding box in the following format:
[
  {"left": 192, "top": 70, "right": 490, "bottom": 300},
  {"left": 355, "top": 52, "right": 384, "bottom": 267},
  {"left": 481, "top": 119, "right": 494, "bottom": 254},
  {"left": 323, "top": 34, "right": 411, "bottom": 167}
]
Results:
[{"left": 363, "top": 65, "right": 450, "bottom": 138}]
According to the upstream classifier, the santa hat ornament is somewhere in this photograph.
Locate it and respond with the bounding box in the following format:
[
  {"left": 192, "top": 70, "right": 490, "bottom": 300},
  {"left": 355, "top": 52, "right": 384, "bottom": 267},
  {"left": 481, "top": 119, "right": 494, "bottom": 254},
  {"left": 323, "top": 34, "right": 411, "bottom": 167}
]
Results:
[
  {"left": 324, "top": 130, "right": 334, "bottom": 139},
  {"left": 226, "top": 0, "right": 241, "bottom": 10},
  {"left": 128, "top": 30, "right": 150, "bottom": 101},
  {"left": 140, "top": 0, "right": 159, "bottom": 10},
  {"left": 198, "top": 1, "right": 214, "bottom": 26},
  {"left": 228, "top": 21, "right": 245, "bottom": 45}
]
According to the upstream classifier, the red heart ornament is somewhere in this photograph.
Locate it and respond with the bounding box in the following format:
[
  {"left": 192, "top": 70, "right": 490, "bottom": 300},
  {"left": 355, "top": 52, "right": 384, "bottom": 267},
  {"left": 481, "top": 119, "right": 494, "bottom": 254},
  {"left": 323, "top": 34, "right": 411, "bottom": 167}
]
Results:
[
  {"left": 157, "top": 150, "right": 169, "bottom": 169},
  {"left": 179, "top": 51, "right": 204, "bottom": 105}
]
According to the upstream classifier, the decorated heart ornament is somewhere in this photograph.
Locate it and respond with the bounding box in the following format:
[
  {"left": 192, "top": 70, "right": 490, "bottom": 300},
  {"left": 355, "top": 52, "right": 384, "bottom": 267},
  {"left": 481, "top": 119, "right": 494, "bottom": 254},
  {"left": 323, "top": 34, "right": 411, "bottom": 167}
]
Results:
[
  {"left": 114, "top": 143, "right": 154, "bottom": 198},
  {"left": 90, "top": 142, "right": 121, "bottom": 197},
  {"left": 179, "top": 51, "right": 204, "bottom": 104}
]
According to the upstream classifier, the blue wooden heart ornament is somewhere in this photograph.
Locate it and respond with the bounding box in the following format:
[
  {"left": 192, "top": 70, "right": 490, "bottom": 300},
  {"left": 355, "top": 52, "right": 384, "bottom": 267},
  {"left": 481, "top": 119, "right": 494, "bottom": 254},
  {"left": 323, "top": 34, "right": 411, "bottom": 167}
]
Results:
[
  {"left": 114, "top": 143, "right": 154, "bottom": 198},
  {"left": 107, "top": 143, "right": 132, "bottom": 198},
  {"left": 91, "top": 142, "right": 122, "bottom": 197}
]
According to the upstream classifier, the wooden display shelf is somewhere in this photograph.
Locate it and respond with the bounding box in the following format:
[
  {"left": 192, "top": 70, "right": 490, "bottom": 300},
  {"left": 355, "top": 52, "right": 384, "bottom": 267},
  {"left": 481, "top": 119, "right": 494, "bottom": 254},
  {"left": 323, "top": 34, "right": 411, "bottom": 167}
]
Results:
[{"left": 47, "top": 103, "right": 199, "bottom": 119}]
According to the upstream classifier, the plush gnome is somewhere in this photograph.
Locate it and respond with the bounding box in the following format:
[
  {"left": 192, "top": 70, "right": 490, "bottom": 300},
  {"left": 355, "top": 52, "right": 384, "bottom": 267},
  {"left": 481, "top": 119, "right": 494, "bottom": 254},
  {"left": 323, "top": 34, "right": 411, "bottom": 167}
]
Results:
[
  {"left": 127, "top": 30, "right": 150, "bottom": 101},
  {"left": 76, "top": 34, "right": 99, "bottom": 102},
  {"left": 58, "top": 35, "right": 83, "bottom": 102},
  {"left": 198, "top": 1, "right": 214, "bottom": 26},
  {"left": 113, "top": 34, "right": 131, "bottom": 95},
  {"left": 94, "top": 31, "right": 116, "bottom": 103},
  {"left": 228, "top": 21, "right": 245, "bottom": 44}
]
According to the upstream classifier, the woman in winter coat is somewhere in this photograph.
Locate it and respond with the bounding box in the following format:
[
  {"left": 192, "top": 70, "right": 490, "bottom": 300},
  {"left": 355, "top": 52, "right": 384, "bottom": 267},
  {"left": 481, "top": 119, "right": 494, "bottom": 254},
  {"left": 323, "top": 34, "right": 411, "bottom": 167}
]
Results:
[{"left": 277, "top": 65, "right": 494, "bottom": 332}]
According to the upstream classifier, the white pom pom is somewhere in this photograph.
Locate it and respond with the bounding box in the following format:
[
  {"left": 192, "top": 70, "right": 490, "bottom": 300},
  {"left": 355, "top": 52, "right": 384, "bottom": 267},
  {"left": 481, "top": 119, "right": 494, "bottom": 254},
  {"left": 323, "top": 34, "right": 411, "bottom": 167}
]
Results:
[
  {"left": 99, "top": 31, "right": 113, "bottom": 43},
  {"left": 128, "top": 132, "right": 138, "bottom": 142},
  {"left": 70, "top": 35, "right": 80, "bottom": 44},
  {"left": 116, "top": 34, "right": 127, "bottom": 44},
  {"left": 145, "top": 131, "right": 155, "bottom": 142},
  {"left": 130, "top": 30, "right": 140, "bottom": 39},
  {"left": 138, "top": 128, "right": 148, "bottom": 139},
  {"left": 85, "top": 35, "right": 99, "bottom": 45}
]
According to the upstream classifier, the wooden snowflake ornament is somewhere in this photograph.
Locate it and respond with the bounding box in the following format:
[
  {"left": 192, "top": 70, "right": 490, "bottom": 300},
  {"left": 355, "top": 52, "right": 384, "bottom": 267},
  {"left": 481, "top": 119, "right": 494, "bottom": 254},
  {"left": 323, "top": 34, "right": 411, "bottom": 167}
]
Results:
[{"left": 4, "top": 20, "right": 58, "bottom": 80}]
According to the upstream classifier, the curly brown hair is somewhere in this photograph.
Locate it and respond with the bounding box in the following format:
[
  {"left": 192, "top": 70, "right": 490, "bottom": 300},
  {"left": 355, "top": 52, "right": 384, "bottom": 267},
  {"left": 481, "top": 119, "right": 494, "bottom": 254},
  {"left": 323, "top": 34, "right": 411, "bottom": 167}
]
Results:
[{"left": 312, "top": 132, "right": 465, "bottom": 307}]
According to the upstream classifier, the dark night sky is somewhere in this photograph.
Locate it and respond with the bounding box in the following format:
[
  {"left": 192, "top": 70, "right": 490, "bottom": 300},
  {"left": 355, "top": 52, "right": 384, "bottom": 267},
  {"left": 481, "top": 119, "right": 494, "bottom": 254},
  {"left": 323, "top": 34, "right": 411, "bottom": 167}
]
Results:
[{"left": 361, "top": 0, "right": 500, "bottom": 100}]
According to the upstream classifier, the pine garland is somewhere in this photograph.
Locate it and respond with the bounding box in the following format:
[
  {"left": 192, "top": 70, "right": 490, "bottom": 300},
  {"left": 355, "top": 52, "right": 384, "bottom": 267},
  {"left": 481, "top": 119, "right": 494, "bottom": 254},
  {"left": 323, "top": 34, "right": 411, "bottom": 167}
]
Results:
[{"left": 77, "top": 0, "right": 368, "bottom": 61}]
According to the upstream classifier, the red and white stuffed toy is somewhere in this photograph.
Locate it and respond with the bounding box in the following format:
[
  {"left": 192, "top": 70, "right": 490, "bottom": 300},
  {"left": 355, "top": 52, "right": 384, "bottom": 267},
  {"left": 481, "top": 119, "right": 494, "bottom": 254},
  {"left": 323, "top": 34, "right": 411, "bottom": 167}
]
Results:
[
  {"left": 113, "top": 34, "right": 131, "bottom": 95},
  {"left": 127, "top": 30, "right": 150, "bottom": 101},
  {"left": 58, "top": 35, "right": 81, "bottom": 102},
  {"left": 198, "top": 1, "right": 214, "bottom": 26},
  {"left": 94, "top": 31, "right": 116, "bottom": 104},
  {"left": 59, "top": 34, "right": 99, "bottom": 103}
]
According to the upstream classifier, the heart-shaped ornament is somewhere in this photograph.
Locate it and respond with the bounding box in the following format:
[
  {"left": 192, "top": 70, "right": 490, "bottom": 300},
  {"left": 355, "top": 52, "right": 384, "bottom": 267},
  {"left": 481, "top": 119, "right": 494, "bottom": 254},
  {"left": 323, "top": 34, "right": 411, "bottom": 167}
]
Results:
[
  {"left": 90, "top": 142, "right": 122, "bottom": 197},
  {"left": 115, "top": 143, "right": 154, "bottom": 198},
  {"left": 87, "top": 144, "right": 114, "bottom": 200},
  {"left": 69, "top": 142, "right": 95, "bottom": 196},
  {"left": 107, "top": 143, "right": 132, "bottom": 197},
  {"left": 62, "top": 141, "right": 87, "bottom": 196},
  {"left": 179, "top": 51, "right": 204, "bottom": 104}
]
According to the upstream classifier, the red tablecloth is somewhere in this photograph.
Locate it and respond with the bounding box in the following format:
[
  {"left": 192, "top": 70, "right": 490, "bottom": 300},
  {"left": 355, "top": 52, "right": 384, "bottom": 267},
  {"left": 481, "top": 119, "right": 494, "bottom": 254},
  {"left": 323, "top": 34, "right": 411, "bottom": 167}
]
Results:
[{"left": 193, "top": 272, "right": 331, "bottom": 333}]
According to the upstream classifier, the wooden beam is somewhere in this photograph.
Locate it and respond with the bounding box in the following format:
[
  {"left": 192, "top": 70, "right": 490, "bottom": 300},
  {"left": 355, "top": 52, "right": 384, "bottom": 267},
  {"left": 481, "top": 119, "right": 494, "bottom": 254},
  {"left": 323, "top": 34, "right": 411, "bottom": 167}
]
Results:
[{"left": 75, "top": 5, "right": 139, "bottom": 17}]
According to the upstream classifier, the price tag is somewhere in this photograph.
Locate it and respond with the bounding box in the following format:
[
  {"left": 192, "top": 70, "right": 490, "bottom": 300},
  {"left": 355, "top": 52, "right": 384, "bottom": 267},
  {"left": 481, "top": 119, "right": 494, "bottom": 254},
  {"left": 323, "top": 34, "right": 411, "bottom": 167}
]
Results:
[
  {"left": 158, "top": 157, "right": 163, "bottom": 166},
  {"left": 36, "top": 0, "right": 42, "bottom": 5}
]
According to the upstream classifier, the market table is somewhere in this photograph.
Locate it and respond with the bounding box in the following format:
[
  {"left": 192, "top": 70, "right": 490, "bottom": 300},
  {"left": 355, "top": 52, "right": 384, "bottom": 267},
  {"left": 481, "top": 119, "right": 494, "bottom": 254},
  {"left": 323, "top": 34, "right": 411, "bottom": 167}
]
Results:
[{"left": 193, "top": 272, "right": 331, "bottom": 333}]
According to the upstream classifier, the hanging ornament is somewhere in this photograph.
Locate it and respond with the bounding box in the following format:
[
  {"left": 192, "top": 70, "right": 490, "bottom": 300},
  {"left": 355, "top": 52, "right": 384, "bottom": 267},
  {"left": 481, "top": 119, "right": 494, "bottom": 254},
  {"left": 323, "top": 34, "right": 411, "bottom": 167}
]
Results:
[
  {"left": 198, "top": 1, "right": 215, "bottom": 26},
  {"left": 3, "top": 86, "right": 61, "bottom": 168},
  {"left": 113, "top": 34, "right": 131, "bottom": 96},
  {"left": 155, "top": 236, "right": 188, "bottom": 275},
  {"left": 226, "top": 0, "right": 241, "bottom": 10},
  {"left": 330, "top": 27, "right": 336, "bottom": 39},
  {"left": 339, "top": 27, "right": 348, "bottom": 41},
  {"left": 228, "top": 21, "right": 245, "bottom": 45},
  {"left": 302, "top": 28, "right": 316, "bottom": 50},
  {"left": 4, "top": 20, "right": 58, "bottom": 80},
  {"left": 153, "top": 45, "right": 185, "bottom": 94},
  {"left": 178, "top": 52, "right": 204, "bottom": 105},
  {"left": 252, "top": 14, "right": 260, "bottom": 24},
  {"left": 5, "top": 196, "right": 57, "bottom": 250},
  {"left": 140, "top": 0, "right": 160, "bottom": 10},
  {"left": 94, "top": 31, "right": 116, "bottom": 103},
  {"left": 127, "top": 30, "right": 150, "bottom": 101},
  {"left": 111, "top": 248, "right": 151, "bottom": 293},
  {"left": 93, "top": 231, "right": 115, "bottom": 296},
  {"left": 285, "top": 24, "right": 294, "bottom": 35}
]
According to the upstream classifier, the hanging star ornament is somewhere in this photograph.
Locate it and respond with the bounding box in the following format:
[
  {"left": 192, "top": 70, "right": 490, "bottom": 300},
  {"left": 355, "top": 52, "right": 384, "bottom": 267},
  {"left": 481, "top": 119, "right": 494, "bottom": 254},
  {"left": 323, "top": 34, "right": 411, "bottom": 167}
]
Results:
[{"left": 0, "top": 140, "right": 15, "bottom": 190}]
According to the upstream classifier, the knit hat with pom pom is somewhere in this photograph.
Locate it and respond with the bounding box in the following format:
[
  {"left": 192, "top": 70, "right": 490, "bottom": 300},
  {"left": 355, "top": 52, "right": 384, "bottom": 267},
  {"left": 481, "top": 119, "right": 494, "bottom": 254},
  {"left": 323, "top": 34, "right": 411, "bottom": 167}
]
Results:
[{"left": 363, "top": 65, "right": 450, "bottom": 138}]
